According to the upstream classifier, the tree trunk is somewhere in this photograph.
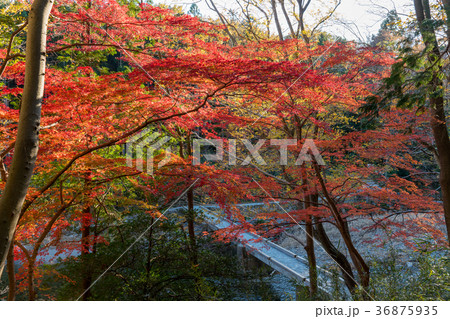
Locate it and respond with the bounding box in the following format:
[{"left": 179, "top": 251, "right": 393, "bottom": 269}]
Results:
[
  {"left": 295, "top": 0, "right": 309, "bottom": 42},
  {"left": 413, "top": 0, "right": 450, "bottom": 244},
  {"left": 208, "top": 0, "right": 237, "bottom": 46},
  {"left": 187, "top": 189, "right": 197, "bottom": 265},
  {"left": 430, "top": 95, "right": 450, "bottom": 244},
  {"left": 300, "top": 166, "right": 317, "bottom": 298},
  {"left": 185, "top": 136, "right": 198, "bottom": 265},
  {"left": 14, "top": 241, "right": 35, "bottom": 300},
  {"left": 278, "top": 0, "right": 295, "bottom": 38},
  {"left": 146, "top": 217, "right": 154, "bottom": 277},
  {"left": 313, "top": 163, "right": 370, "bottom": 297},
  {"left": 27, "top": 259, "right": 36, "bottom": 301},
  {"left": 7, "top": 243, "right": 15, "bottom": 301},
  {"left": 313, "top": 218, "right": 357, "bottom": 294},
  {"left": 0, "top": 0, "right": 54, "bottom": 278},
  {"left": 310, "top": 189, "right": 358, "bottom": 295},
  {"left": 305, "top": 217, "right": 317, "bottom": 299},
  {"left": 81, "top": 205, "right": 92, "bottom": 301},
  {"left": 271, "top": 0, "right": 284, "bottom": 40}
]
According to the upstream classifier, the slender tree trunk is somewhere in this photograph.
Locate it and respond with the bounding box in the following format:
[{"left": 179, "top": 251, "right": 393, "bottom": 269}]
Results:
[
  {"left": 27, "top": 259, "right": 36, "bottom": 301},
  {"left": 185, "top": 135, "right": 197, "bottom": 265},
  {"left": 145, "top": 216, "right": 154, "bottom": 299},
  {"left": 146, "top": 216, "right": 154, "bottom": 280},
  {"left": 178, "top": 133, "right": 201, "bottom": 300},
  {"left": 0, "top": 0, "right": 54, "bottom": 278},
  {"left": 428, "top": 94, "right": 450, "bottom": 243},
  {"left": 7, "top": 243, "right": 15, "bottom": 301},
  {"left": 313, "top": 163, "right": 370, "bottom": 297},
  {"left": 300, "top": 165, "right": 318, "bottom": 298},
  {"left": 413, "top": 0, "right": 450, "bottom": 244},
  {"left": 278, "top": 0, "right": 295, "bottom": 38},
  {"left": 311, "top": 187, "right": 357, "bottom": 296},
  {"left": 81, "top": 205, "right": 92, "bottom": 301},
  {"left": 146, "top": 217, "right": 154, "bottom": 276},
  {"left": 14, "top": 242, "right": 35, "bottom": 300},
  {"left": 313, "top": 217, "right": 357, "bottom": 294},
  {"left": 23, "top": 197, "right": 76, "bottom": 301},
  {"left": 271, "top": 0, "right": 284, "bottom": 40},
  {"left": 187, "top": 189, "right": 197, "bottom": 265},
  {"left": 305, "top": 217, "right": 317, "bottom": 299},
  {"left": 295, "top": 0, "right": 309, "bottom": 42},
  {"left": 208, "top": 0, "right": 237, "bottom": 46},
  {"left": 186, "top": 183, "right": 200, "bottom": 301}
]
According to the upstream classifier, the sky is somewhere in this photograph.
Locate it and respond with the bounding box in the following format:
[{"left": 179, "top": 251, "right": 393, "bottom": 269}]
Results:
[{"left": 156, "top": 0, "right": 414, "bottom": 41}]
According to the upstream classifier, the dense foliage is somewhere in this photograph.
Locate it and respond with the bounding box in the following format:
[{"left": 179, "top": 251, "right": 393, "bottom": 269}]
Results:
[{"left": 0, "top": 0, "right": 449, "bottom": 301}]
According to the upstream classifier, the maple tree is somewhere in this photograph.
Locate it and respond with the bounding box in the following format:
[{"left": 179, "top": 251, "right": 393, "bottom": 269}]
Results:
[
  {"left": 0, "top": 0, "right": 235, "bottom": 299},
  {"left": 142, "top": 34, "right": 447, "bottom": 299},
  {"left": 0, "top": 0, "right": 448, "bottom": 301},
  {"left": 212, "top": 39, "right": 395, "bottom": 297},
  {"left": 198, "top": 2, "right": 449, "bottom": 300}
]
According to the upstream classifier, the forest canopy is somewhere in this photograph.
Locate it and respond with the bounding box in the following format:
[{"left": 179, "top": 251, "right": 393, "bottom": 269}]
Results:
[{"left": 0, "top": 0, "right": 449, "bottom": 302}]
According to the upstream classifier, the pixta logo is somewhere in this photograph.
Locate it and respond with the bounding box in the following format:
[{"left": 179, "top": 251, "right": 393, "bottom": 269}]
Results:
[
  {"left": 193, "top": 139, "right": 325, "bottom": 166},
  {"left": 126, "top": 131, "right": 325, "bottom": 176},
  {"left": 126, "top": 129, "right": 172, "bottom": 175}
]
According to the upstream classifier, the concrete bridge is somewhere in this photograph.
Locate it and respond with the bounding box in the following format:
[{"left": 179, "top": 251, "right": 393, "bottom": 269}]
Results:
[{"left": 168, "top": 203, "right": 351, "bottom": 300}]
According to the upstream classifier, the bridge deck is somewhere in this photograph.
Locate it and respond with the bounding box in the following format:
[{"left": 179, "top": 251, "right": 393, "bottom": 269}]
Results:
[{"left": 169, "top": 203, "right": 350, "bottom": 299}]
